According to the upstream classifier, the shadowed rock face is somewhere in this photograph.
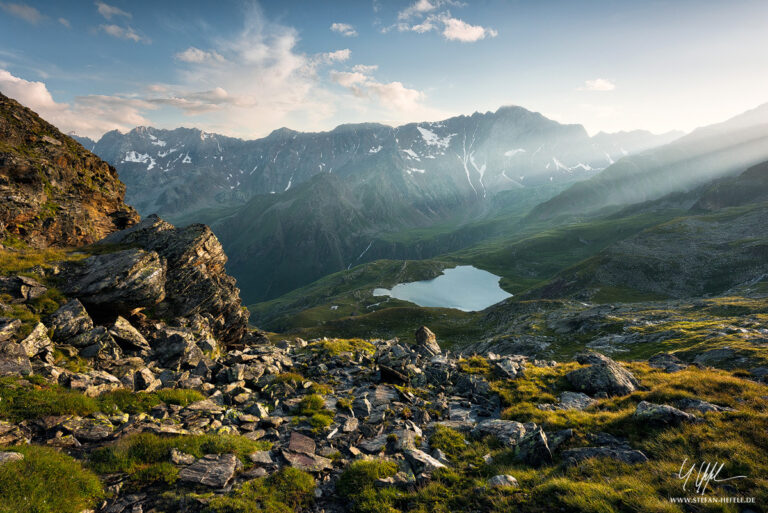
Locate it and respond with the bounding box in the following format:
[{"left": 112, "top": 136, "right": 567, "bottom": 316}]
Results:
[
  {"left": 60, "top": 249, "right": 166, "bottom": 314},
  {"left": 98, "top": 215, "right": 249, "bottom": 346},
  {"left": 0, "top": 93, "right": 138, "bottom": 248}
]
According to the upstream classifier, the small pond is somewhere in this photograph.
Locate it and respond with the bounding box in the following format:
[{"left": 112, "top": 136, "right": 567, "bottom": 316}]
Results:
[{"left": 373, "top": 265, "right": 512, "bottom": 312}]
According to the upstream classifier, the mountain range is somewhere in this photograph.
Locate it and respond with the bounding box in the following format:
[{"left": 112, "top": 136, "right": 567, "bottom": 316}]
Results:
[
  {"left": 76, "top": 107, "right": 680, "bottom": 302},
  {"left": 65, "top": 99, "right": 768, "bottom": 338}
]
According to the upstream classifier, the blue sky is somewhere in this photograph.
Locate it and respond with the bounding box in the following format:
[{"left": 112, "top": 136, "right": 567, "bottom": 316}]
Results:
[{"left": 1, "top": 0, "right": 767, "bottom": 139}]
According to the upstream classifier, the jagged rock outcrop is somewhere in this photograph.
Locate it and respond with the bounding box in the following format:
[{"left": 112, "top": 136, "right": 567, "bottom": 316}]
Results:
[
  {"left": 60, "top": 249, "right": 166, "bottom": 314},
  {"left": 0, "top": 92, "right": 138, "bottom": 248},
  {"left": 415, "top": 326, "right": 441, "bottom": 357},
  {"left": 98, "top": 215, "right": 249, "bottom": 345}
]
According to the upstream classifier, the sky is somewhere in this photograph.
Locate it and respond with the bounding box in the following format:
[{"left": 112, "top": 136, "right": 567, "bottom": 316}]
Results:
[{"left": 1, "top": 0, "right": 767, "bottom": 140}]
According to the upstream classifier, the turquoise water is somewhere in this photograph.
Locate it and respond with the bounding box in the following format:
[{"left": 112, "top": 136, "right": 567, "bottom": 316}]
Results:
[{"left": 373, "top": 265, "right": 512, "bottom": 312}]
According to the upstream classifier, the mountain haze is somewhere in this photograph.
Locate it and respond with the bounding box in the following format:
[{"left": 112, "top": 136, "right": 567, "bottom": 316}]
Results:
[{"left": 528, "top": 103, "right": 768, "bottom": 221}]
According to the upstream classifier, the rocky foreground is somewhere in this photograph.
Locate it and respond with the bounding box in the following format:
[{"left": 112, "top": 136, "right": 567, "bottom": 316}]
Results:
[{"left": 2, "top": 214, "right": 767, "bottom": 513}]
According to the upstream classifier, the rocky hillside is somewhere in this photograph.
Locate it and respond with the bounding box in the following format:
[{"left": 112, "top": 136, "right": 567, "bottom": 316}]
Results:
[
  {"left": 2, "top": 266, "right": 767, "bottom": 512},
  {"left": 0, "top": 93, "right": 138, "bottom": 248}
]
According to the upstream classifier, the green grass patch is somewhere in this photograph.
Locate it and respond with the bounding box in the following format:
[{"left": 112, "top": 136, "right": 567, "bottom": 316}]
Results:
[
  {"left": 207, "top": 467, "right": 315, "bottom": 513},
  {"left": 305, "top": 338, "right": 376, "bottom": 356},
  {"left": 155, "top": 388, "right": 206, "bottom": 407},
  {"left": 0, "top": 444, "right": 103, "bottom": 513},
  {"left": 90, "top": 433, "right": 272, "bottom": 480},
  {"left": 0, "top": 377, "right": 98, "bottom": 421},
  {"left": 458, "top": 355, "right": 492, "bottom": 377}
]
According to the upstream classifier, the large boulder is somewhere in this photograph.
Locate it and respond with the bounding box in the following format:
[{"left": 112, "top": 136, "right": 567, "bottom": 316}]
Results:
[
  {"left": 487, "top": 475, "right": 519, "bottom": 488},
  {"left": 415, "top": 326, "right": 441, "bottom": 357},
  {"left": 0, "top": 318, "right": 21, "bottom": 342},
  {"left": 473, "top": 419, "right": 527, "bottom": 446},
  {"left": 60, "top": 248, "right": 166, "bottom": 314},
  {"left": 634, "top": 401, "right": 695, "bottom": 425},
  {"left": 566, "top": 354, "right": 639, "bottom": 397},
  {"left": 48, "top": 299, "right": 93, "bottom": 342},
  {"left": 20, "top": 323, "right": 54, "bottom": 363},
  {"left": 405, "top": 449, "right": 446, "bottom": 473},
  {"left": 0, "top": 451, "right": 24, "bottom": 466},
  {"left": 149, "top": 325, "right": 204, "bottom": 370},
  {"left": 0, "top": 275, "right": 46, "bottom": 302},
  {"left": 99, "top": 215, "right": 249, "bottom": 345},
  {"left": 0, "top": 340, "right": 31, "bottom": 376},
  {"left": 514, "top": 425, "right": 552, "bottom": 467}
]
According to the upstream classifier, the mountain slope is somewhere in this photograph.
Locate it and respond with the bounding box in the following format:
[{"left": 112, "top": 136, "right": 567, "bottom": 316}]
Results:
[
  {"left": 526, "top": 161, "right": 768, "bottom": 301},
  {"left": 528, "top": 103, "right": 768, "bottom": 221},
  {"left": 0, "top": 92, "right": 138, "bottom": 248}
]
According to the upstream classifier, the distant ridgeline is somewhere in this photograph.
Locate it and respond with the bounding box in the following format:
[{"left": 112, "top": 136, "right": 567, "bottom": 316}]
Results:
[{"left": 85, "top": 107, "right": 679, "bottom": 302}]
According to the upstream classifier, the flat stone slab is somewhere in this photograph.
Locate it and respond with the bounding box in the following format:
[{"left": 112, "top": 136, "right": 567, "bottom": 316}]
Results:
[
  {"left": 179, "top": 453, "right": 238, "bottom": 488},
  {"left": 288, "top": 431, "right": 316, "bottom": 455},
  {"left": 282, "top": 450, "right": 332, "bottom": 472}
]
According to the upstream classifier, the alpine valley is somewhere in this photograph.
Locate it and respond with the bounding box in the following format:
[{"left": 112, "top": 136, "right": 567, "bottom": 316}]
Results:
[{"left": 2, "top": 91, "right": 768, "bottom": 513}]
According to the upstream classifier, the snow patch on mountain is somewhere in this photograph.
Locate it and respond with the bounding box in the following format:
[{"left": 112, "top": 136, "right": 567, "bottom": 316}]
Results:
[
  {"left": 504, "top": 148, "right": 526, "bottom": 157},
  {"left": 402, "top": 148, "right": 420, "bottom": 160},
  {"left": 123, "top": 151, "right": 149, "bottom": 164},
  {"left": 369, "top": 146, "right": 382, "bottom": 154},
  {"left": 417, "top": 126, "right": 455, "bottom": 149},
  {"left": 469, "top": 152, "right": 487, "bottom": 198},
  {"left": 157, "top": 148, "right": 178, "bottom": 158}
]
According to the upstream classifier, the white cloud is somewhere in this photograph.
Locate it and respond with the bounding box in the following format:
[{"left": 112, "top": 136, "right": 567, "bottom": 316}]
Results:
[
  {"left": 390, "top": 3, "right": 497, "bottom": 43},
  {"left": 330, "top": 22, "right": 357, "bottom": 37},
  {"left": 58, "top": 17, "right": 70, "bottom": 28},
  {"left": 1, "top": 4, "right": 447, "bottom": 139},
  {"left": 441, "top": 16, "right": 497, "bottom": 42},
  {"left": 147, "top": 87, "right": 249, "bottom": 114},
  {"left": 320, "top": 49, "right": 351, "bottom": 63},
  {"left": 330, "top": 70, "right": 368, "bottom": 89},
  {"left": 95, "top": 1, "right": 130, "bottom": 20},
  {"left": 352, "top": 64, "right": 378, "bottom": 73},
  {"left": 579, "top": 78, "right": 616, "bottom": 92},
  {"left": 175, "top": 47, "right": 226, "bottom": 64},
  {"left": 0, "top": 2, "right": 42, "bottom": 23},
  {"left": 100, "top": 24, "right": 149, "bottom": 43},
  {"left": 139, "top": 4, "right": 336, "bottom": 137},
  {"left": 0, "top": 68, "right": 154, "bottom": 138},
  {"left": 330, "top": 65, "right": 425, "bottom": 112},
  {"left": 398, "top": 0, "right": 437, "bottom": 20}
]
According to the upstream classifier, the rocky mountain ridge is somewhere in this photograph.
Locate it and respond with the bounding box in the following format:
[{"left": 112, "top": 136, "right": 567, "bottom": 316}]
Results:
[
  {"left": 86, "top": 107, "right": 679, "bottom": 221},
  {"left": 0, "top": 92, "right": 139, "bottom": 248}
]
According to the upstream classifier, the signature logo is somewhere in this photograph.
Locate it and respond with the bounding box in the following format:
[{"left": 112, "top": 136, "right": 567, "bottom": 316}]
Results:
[{"left": 676, "top": 459, "right": 747, "bottom": 495}]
